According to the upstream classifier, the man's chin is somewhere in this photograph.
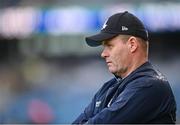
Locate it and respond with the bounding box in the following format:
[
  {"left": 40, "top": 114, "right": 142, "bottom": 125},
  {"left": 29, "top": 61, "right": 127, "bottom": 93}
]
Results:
[{"left": 108, "top": 68, "right": 116, "bottom": 74}]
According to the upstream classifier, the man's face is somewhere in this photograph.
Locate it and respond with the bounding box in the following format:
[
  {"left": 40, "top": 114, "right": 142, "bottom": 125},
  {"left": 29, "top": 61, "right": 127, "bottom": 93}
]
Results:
[{"left": 101, "top": 36, "right": 130, "bottom": 77}]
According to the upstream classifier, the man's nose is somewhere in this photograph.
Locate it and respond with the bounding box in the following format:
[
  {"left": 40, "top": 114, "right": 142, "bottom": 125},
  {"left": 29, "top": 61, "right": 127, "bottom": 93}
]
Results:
[{"left": 101, "top": 48, "right": 108, "bottom": 58}]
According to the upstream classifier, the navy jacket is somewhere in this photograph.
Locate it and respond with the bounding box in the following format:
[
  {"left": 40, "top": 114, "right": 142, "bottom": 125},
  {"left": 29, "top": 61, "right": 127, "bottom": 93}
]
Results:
[{"left": 73, "top": 62, "right": 176, "bottom": 124}]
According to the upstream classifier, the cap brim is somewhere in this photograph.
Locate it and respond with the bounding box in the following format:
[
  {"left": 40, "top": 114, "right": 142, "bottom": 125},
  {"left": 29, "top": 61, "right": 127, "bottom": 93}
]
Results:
[{"left": 85, "top": 32, "right": 117, "bottom": 47}]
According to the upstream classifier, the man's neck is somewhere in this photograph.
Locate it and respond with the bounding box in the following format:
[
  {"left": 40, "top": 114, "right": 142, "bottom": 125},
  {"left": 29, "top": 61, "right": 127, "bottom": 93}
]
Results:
[{"left": 120, "top": 58, "right": 148, "bottom": 79}]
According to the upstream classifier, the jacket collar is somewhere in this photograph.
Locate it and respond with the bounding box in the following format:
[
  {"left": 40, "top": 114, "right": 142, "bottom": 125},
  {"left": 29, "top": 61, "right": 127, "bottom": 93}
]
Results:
[{"left": 114, "top": 61, "right": 153, "bottom": 81}]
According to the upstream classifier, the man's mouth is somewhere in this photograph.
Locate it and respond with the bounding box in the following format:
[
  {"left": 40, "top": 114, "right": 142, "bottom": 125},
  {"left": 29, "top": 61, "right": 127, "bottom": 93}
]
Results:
[
  {"left": 106, "top": 60, "right": 111, "bottom": 63},
  {"left": 106, "top": 61, "right": 112, "bottom": 65}
]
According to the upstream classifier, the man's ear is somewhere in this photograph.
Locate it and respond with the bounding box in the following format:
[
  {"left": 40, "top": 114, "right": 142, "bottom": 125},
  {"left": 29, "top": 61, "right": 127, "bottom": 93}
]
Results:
[{"left": 128, "top": 36, "right": 138, "bottom": 53}]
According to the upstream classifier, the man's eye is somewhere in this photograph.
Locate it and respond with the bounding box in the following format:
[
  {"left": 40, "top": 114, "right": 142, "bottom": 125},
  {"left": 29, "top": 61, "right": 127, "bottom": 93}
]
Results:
[{"left": 108, "top": 45, "right": 113, "bottom": 48}]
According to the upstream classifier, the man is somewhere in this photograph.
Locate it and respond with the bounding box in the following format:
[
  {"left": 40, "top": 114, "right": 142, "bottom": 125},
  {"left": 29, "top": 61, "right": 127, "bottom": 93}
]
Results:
[{"left": 73, "top": 11, "right": 176, "bottom": 124}]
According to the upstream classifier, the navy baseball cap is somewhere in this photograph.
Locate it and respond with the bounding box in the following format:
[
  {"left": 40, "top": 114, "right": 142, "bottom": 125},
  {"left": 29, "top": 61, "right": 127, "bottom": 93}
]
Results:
[{"left": 86, "top": 11, "right": 148, "bottom": 47}]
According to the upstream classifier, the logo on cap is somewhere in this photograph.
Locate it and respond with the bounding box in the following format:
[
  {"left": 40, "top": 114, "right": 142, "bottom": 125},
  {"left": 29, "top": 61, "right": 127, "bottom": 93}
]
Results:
[
  {"left": 122, "top": 26, "right": 128, "bottom": 31},
  {"left": 102, "top": 24, "right": 107, "bottom": 30},
  {"left": 101, "top": 19, "right": 108, "bottom": 30}
]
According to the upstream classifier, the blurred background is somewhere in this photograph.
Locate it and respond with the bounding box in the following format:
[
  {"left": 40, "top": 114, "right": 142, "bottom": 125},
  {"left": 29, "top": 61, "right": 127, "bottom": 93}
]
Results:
[{"left": 0, "top": 0, "right": 180, "bottom": 124}]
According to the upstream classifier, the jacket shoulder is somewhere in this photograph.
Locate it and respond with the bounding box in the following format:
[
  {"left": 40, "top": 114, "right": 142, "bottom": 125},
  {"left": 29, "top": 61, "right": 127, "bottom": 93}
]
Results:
[{"left": 127, "top": 68, "right": 169, "bottom": 89}]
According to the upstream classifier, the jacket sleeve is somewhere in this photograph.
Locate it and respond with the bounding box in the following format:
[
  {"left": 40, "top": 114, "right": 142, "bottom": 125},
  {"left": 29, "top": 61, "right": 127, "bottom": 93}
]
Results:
[
  {"left": 72, "top": 90, "right": 100, "bottom": 124},
  {"left": 72, "top": 95, "right": 96, "bottom": 124},
  {"left": 86, "top": 82, "right": 167, "bottom": 124},
  {"left": 72, "top": 78, "right": 116, "bottom": 124}
]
